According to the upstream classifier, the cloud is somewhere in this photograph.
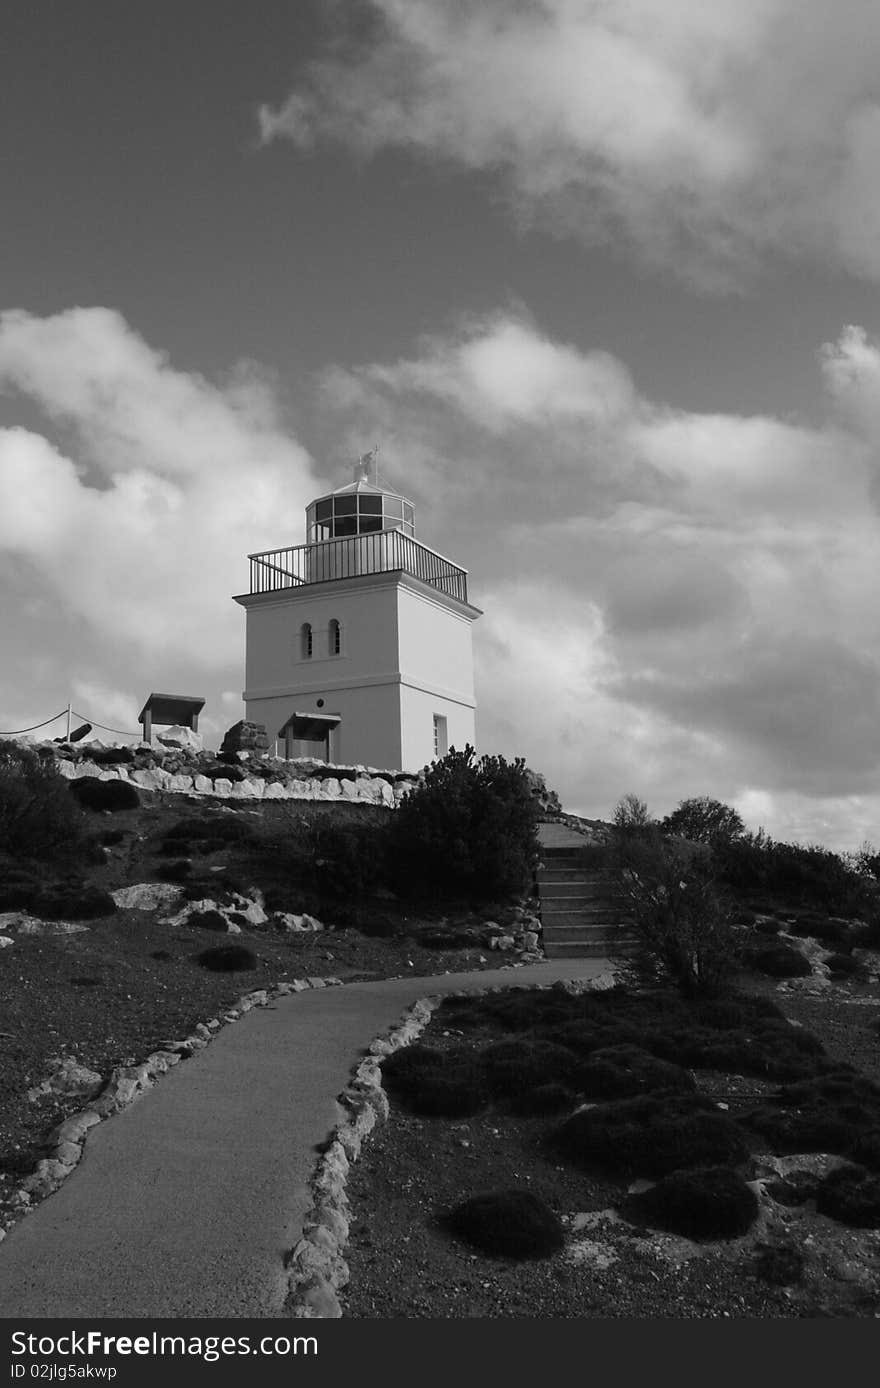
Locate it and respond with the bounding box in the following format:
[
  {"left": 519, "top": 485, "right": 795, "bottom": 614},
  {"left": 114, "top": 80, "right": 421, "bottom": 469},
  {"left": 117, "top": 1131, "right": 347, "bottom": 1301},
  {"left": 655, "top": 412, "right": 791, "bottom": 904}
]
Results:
[
  {"left": 317, "top": 310, "right": 880, "bottom": 844},
  {"left": 0, "top": 308, "right": 317, "bottom": 667},
  {"left": 260, "top": 0, "right": 880, "bottom": 287}
]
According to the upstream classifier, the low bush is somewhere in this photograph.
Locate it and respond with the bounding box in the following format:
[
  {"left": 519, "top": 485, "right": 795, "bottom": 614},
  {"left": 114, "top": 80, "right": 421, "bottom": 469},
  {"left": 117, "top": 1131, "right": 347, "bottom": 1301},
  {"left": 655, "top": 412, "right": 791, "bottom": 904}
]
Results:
[
  {"left": 824, "top": 952, "right": 861, "bottom": 977},
  {"left": 481, "top": 1039, "right": 582, "bottom": 1100},
  {"left": 381, "top": 1044, "right": 489, "bottom": 1117},
  {"left": 0, "top": 861, "right": 43, "bottom": 910},
  {"left": 578, "top": 1045, "right": 695, "bottom": 1100},
  {"left": 753, "top": 1241, "right": 806, "bottom": 1286},
  {"left": 0, "top": 741, "right": 87, "bottom": 862},
  {"left": 187, "top": 909, "right": 232, "bottom": 933},
  {"left": 508, "top": 1083, "right": 577, "bottom": 1116},
  {"left": 717, "top": 833, "right": 874, "bottom": 917},
  {"left": 745, "top": 1071, "right": 880, "bottom": 1157},
  {"left": 551, "top": 1092, "right": 750, "bottom": 1178},
  {"left": 789, "top": 915, "right": 849, "bottom": 945},
  {"left": 39, "top": 884, "right": 118, "bottom": 920},
  {"left": 98, "top": 828, "right": 127, "bottom": 846},
  {"left": 848, "top": 1130, "right": 880, "bottom": 1172},
  {"left": 443, "top": 1190, "right": 564, "bottom": 1258},
  {"left": 156, "top": 860, "right": 192, "bottom": 882},
  {"left": 195, "top": 943, "right": 257, "bottom": 972},
  {"left": 67, "top": 777, "right": 140, "bottom": 812},
  {"left": 746, "top": 944, "right": 812, "bottom": 978},
  {"left": 623, "top": 1165, "right": 759, "bottom": 1240},
  {"left": 815, "top": 1164, "right": 880, "bottom": 1229}
]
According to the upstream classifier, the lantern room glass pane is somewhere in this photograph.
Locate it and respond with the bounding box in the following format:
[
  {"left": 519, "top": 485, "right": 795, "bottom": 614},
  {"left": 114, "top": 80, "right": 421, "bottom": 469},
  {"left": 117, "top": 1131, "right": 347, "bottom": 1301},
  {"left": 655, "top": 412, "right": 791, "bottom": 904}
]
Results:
[
  {"left": 315, "top": 499, "right": 332, "bottom": 522},
  {"left": 334, "top": 495, "right": 357, "bottom": 516},
  {"left": 359, "top": 495, "right": 383, "bottom": 514},
  {"left": 384, "top": 498, "right": 403, "bottom": 521},
  {"left": 334, "top": 514, "right": 358, "bottom": 536},
  {"left": 360, "top": 514, "right": 382, "bottom": 532},
  {"left": 403, "top": 503, "right": 414, "bottom": 524}
]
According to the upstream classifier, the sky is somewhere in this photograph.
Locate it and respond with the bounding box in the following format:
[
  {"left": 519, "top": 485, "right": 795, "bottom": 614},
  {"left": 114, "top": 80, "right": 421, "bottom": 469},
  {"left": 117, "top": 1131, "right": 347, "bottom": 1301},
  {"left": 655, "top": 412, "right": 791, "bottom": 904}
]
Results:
[{"left": 4, "top": 1, "right": 880, "bottom": 848}]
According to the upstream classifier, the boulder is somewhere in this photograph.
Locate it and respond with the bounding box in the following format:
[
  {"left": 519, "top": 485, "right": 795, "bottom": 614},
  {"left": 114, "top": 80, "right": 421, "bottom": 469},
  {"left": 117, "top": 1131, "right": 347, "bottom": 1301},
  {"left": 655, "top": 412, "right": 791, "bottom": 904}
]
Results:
[
  {"left": 111, "top": 882, "right": 183, "bottom": 912},
  {"left": 27, "top": 1057, "right": 103, "bottom": 1103},
  {"left": 157, "top": 726, "right": 203, "bottom": 752},
  {"left": 220, "top": 720, "right": 270, "bottom": 754}
]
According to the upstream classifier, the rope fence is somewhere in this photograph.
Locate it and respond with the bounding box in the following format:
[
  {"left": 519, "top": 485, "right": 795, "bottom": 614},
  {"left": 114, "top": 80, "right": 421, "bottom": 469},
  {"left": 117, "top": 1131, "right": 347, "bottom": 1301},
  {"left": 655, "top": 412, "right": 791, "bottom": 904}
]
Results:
[{"left": 0, "top": 704, "right": 142, "bottom": 739}]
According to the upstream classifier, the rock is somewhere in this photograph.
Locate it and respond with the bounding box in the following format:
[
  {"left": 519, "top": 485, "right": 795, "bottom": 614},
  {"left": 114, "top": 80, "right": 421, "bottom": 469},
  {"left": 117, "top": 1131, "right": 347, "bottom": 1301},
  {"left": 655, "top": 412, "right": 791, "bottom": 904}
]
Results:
[
  {"left": 522, "top": 931, "right": 540, "bottom": 951},
  {"left": 212, "top": 779, "right": 233, "bottom": 798},
  {"left": 277, "top": 912, "right": 324, "bottom": 933},
  {"left": 0, "top": 936, "right": 13, "bottom": 949},
  {"left": 193, "top": 774, "right": 213, "bottom": 794},
  {"left": 220, "top": 720, "right": 269, "bottom": 754},
  {"left": 111, "top": 882, "right": 183, "bottom": 911},
  {"left": 131, "top": 767, "right": 172, "bottom": 792},
  {"left": 27, "top": 1058, "right": 103, "bottom": 1104},
  {"left": 156, "top": 725, "right": 203, "bottom": 752}
]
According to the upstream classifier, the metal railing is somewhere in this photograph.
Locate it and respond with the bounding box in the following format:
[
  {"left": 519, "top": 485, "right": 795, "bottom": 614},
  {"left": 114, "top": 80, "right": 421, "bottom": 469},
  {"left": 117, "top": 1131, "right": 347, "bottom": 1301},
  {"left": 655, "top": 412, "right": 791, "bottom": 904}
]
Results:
[{"left": 248, "top": 528, "right": 469, "bottom": 603}]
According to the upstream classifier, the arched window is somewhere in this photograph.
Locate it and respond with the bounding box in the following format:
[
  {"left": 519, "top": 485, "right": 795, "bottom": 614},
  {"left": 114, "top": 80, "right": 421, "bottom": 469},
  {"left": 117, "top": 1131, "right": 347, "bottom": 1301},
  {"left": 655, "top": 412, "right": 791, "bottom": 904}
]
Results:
[
  {"left": 300, "top": 622, "right": 313, "bottom": 659},
  {"left": 329, "top": 618, "right": 341, "bottom": 656}
]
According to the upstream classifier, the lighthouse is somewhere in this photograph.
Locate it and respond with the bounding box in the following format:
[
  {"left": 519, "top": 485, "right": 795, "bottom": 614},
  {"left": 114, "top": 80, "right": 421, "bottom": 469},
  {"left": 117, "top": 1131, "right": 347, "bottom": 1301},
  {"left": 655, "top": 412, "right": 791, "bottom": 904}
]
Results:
[{"left": 233, "top": 453, "right": 481, "bottom": 770}]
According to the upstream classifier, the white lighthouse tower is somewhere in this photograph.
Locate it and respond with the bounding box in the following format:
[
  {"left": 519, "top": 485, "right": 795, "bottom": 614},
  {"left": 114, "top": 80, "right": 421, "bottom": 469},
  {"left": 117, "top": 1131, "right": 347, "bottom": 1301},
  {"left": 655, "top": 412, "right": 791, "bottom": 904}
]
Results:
[{"left": 233, "top": 453, "right": 481, "bottom": 770}]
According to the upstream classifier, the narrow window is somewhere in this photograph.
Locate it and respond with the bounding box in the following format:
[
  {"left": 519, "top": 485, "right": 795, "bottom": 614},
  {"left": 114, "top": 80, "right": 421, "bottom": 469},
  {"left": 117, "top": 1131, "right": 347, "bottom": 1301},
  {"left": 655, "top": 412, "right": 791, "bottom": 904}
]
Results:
[
  {"left": 433, "top": 714, "right": 448, "bottom": 759},
  {"left": 329, "top": 618, "right": 341, "bottom": 656},
  {"left": 301, "top": 622, "right": 313, "bottom": 659}
]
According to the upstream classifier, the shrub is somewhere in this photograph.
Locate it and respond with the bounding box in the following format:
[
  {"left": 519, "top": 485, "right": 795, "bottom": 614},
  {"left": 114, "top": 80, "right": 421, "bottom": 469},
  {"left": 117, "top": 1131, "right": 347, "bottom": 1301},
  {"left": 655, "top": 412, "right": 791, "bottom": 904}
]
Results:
[
  {"left": 789, "top": 915, "right": 848, "bottom": 945},
  {"left": 849, "top": 1130, "right": 880, "bottom": 1171},
  {"left": 381, "top": 1044, "right": 489, "bottom": 1117},
  {"left": 613, "top": 826, "right": 738, "bottom": 997},
  {"left": 0, "top": 861, "right": 43, "bottom": 910},
  {"left": 0, "top": 741, "right": 87, "bottom": 862},
  {"left": 508, "top": 1082, "right": 576, "bottom": 1116},
  {"left": 188, "top": 909, "right": 231, "bottom": 932},
  {"left": 745, "top": 1071, "right": 880, "bottom": 1156},
  {"left": 39, "top": 884, "right": 118, "bottom": 920},
  {"left": 551, "top": 1093, "right": 750, "bottom": 1178},
  {"left": 68, "top": 777, "right": 140, "bottom": 812},
  {"left": 717, "top": 833, "right": 874, "bottom": 917},
  {"left": 156, "top": 860, "right": 192, "bottom": 882},
  {"left": 753, "top": 1241, "right": 806, "bottom": 1286},
  {"left": 389, "top": 746, "right": 539, "bottom": 904},
  {"left": 746, "top": 944, "right": 812, "bottom": 978},
  {"left": 815, "top": 1164, "right": 880, "bottom": 1229},
  {"left": 624, "top": 1166, "right": 758, "bottom": 1240},
  {"left": 824, "top": 952, "right": 861, "bottom": 977},
  {"left": 660, "top": 797, "right": 745, "bottom": 846},
  {"left": 481, "top": 1039, "right": 582, "bottom": 1100},
  {"left": 195, "top": 943, "right": 257, "bottom": 972},
  {"left": 443, "top": 1190, "right": 564, "bottom": 1258},
  {"left": 578, "top": 1044, "right": 696, "bottom": 1099}
]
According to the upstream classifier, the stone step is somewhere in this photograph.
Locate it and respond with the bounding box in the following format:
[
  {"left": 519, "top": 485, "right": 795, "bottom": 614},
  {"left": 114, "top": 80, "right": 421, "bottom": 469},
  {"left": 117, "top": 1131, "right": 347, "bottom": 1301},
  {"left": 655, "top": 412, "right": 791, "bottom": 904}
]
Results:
[
  {"left": 541, "top": 901, "right": 628, "bottom": 919},
  {"left": 539, "top": 882, "right": 625, "bottom": 902},
  {"left": 543, "top": 938, "right": 638, "bottom": 959},
  {"left": 541, "top": 920, "right": 629, "bottom": 939}
]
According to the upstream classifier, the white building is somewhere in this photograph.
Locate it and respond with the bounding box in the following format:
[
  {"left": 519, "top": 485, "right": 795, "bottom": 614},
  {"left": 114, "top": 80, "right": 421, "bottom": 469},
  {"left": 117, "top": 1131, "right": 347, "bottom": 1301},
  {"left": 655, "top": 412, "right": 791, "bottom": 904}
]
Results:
[{"left": 233, "top": 456, "right": 481, "bottom": 770}]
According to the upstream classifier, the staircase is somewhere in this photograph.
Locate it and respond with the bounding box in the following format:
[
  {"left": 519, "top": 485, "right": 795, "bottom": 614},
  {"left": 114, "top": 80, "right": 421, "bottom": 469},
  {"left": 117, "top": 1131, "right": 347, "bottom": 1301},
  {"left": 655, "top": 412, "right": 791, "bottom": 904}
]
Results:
[{"left": 537, "top": 823, "right": 637, "bottom": 959}]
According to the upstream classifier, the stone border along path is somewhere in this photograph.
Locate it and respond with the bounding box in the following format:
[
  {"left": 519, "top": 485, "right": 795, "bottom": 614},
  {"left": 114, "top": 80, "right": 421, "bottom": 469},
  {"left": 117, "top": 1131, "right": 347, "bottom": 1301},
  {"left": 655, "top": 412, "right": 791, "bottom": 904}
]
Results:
[{"left": 0, "top": 959, "right": 613, "bottom": 1318}]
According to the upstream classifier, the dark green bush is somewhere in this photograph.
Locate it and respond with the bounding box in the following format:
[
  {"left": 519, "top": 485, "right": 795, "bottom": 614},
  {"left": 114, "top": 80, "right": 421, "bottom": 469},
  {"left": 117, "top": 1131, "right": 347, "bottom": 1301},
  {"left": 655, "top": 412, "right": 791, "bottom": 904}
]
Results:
[
  {"left": 481, "top": 1039, "right": 582, "bottom": 1099},
  {"left": 389, "top": 746, "right": 539, "bottom": 904},
  {"left": 0, "top": 860, "right": 43, "bottom": 910},
  {"left": 746, "top": 944, "right": 812, "bottom": 978},
  {"left": 156, "top": 860, "right": 192, "bottom": 882},
  {"left": 624, "top": 1165, "right": 758, "bottom": 1240},
  {"left": 188, "top": 909, "right": 231, "bottom": 932},
  {"left": 717, "top": 833, "right": 874, "bottom": 916},
  {"left": 551, "top": 1092, "right": 750, "bottom": 1178},
  {"left": 381, "top": 1044, "right": 489, "bottom": 1117},
  {"left": 443, "top": 1190, "right": 564, "bottom": 1258},
  {"left": 578, "top": 1044, "right": 695, "bottom": 1099},
  {"left": 745, "top": 1071, "right": 880, "bottom": 1156},
  {"left": 508, "top": 1082, "right": 577, "bottom": 1116},
  {"left": 612, "top": 823, "right": 738, "bottom": 997},
  {"left": 195, "top": 943, "right": 257, "bottom": 972},
  {"left": 815, "top": 1164, "right": 880, "bottom": 1229},
  {"left": 0, "top": 741, "right": 87, "bottom": 862},
  {"left": 67, "top": 777, "right": 140, "bottom": 812},
  {"left": 39, "top": 883, "right": 117, "bottom": 920},
  {"left": 825, "top": 952, "right": 861, "bottom": 977},
  {"left": 753, "top": 1241, "right": 806, "bottom": 1285}
]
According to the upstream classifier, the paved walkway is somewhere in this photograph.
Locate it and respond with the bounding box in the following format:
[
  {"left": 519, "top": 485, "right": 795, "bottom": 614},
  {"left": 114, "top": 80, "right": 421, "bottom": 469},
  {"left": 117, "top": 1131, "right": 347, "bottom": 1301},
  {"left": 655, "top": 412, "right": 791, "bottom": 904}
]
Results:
[{"left": 0, "top": 959, "right": 612, "bottom": 1318}]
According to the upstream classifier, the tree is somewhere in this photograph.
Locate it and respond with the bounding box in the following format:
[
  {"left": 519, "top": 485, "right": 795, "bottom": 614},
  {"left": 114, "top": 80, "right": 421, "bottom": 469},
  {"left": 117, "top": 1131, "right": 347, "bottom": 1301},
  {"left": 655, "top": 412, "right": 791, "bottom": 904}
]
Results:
[
  {"left": 661, "top": 796, "right": 745, "bottom": 846},
  {"left": 613, "top": 793, "right": 653, "bottom": 833}
]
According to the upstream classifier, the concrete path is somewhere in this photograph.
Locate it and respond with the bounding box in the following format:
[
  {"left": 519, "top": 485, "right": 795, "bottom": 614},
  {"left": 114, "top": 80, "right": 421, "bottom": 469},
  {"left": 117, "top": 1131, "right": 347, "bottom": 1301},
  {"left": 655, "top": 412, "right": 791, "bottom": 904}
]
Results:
[{"left": 0, "top": 958, "right": 612, "bottom": 1319}]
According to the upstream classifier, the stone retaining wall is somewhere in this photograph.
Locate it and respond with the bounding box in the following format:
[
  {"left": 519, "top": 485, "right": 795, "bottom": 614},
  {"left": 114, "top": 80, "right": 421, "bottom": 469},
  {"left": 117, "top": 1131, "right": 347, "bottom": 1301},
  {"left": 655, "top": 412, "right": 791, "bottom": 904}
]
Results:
[{"left": 30, "top": 740, "right": 420, "bottom": 807}]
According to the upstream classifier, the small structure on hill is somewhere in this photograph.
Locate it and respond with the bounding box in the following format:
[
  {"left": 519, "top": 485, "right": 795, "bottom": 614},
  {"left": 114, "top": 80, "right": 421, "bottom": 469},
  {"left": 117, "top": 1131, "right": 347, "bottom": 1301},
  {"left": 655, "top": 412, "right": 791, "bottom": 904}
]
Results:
[
  {"left": 233, "top": 452, "right": 481, "bottom": 770},
  {"left": 138, "top": 693, "right": 205, "bottom": 745}
]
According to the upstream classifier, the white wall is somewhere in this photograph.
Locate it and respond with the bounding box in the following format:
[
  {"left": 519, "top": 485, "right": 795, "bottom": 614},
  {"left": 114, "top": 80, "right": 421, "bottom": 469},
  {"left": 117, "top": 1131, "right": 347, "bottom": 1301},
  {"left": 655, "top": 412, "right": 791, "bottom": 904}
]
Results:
[{"left": 238, "top": 571, "right": 478, "bottom": 771}]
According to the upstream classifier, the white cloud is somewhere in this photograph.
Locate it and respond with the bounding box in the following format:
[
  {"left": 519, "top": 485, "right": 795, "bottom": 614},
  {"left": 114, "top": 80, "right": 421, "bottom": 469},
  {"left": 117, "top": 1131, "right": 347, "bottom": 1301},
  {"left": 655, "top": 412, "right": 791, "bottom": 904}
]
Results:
[
  {"left": 317, "top": 310, "right": 880, "bottom": 846},
  {"left": 260, "top": 0, "right": 880, "bottom": 286},
  {"left": 0, "top": 308, "right": 317, "bottom": 667}
]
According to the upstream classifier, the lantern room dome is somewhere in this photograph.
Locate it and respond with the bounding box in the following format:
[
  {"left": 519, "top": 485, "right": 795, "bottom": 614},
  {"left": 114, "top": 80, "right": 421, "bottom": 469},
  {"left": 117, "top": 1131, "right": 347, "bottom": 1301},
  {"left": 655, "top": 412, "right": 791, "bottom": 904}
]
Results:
[{"left": 306, "top": 453, "right": 415, "bottom": 542}]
